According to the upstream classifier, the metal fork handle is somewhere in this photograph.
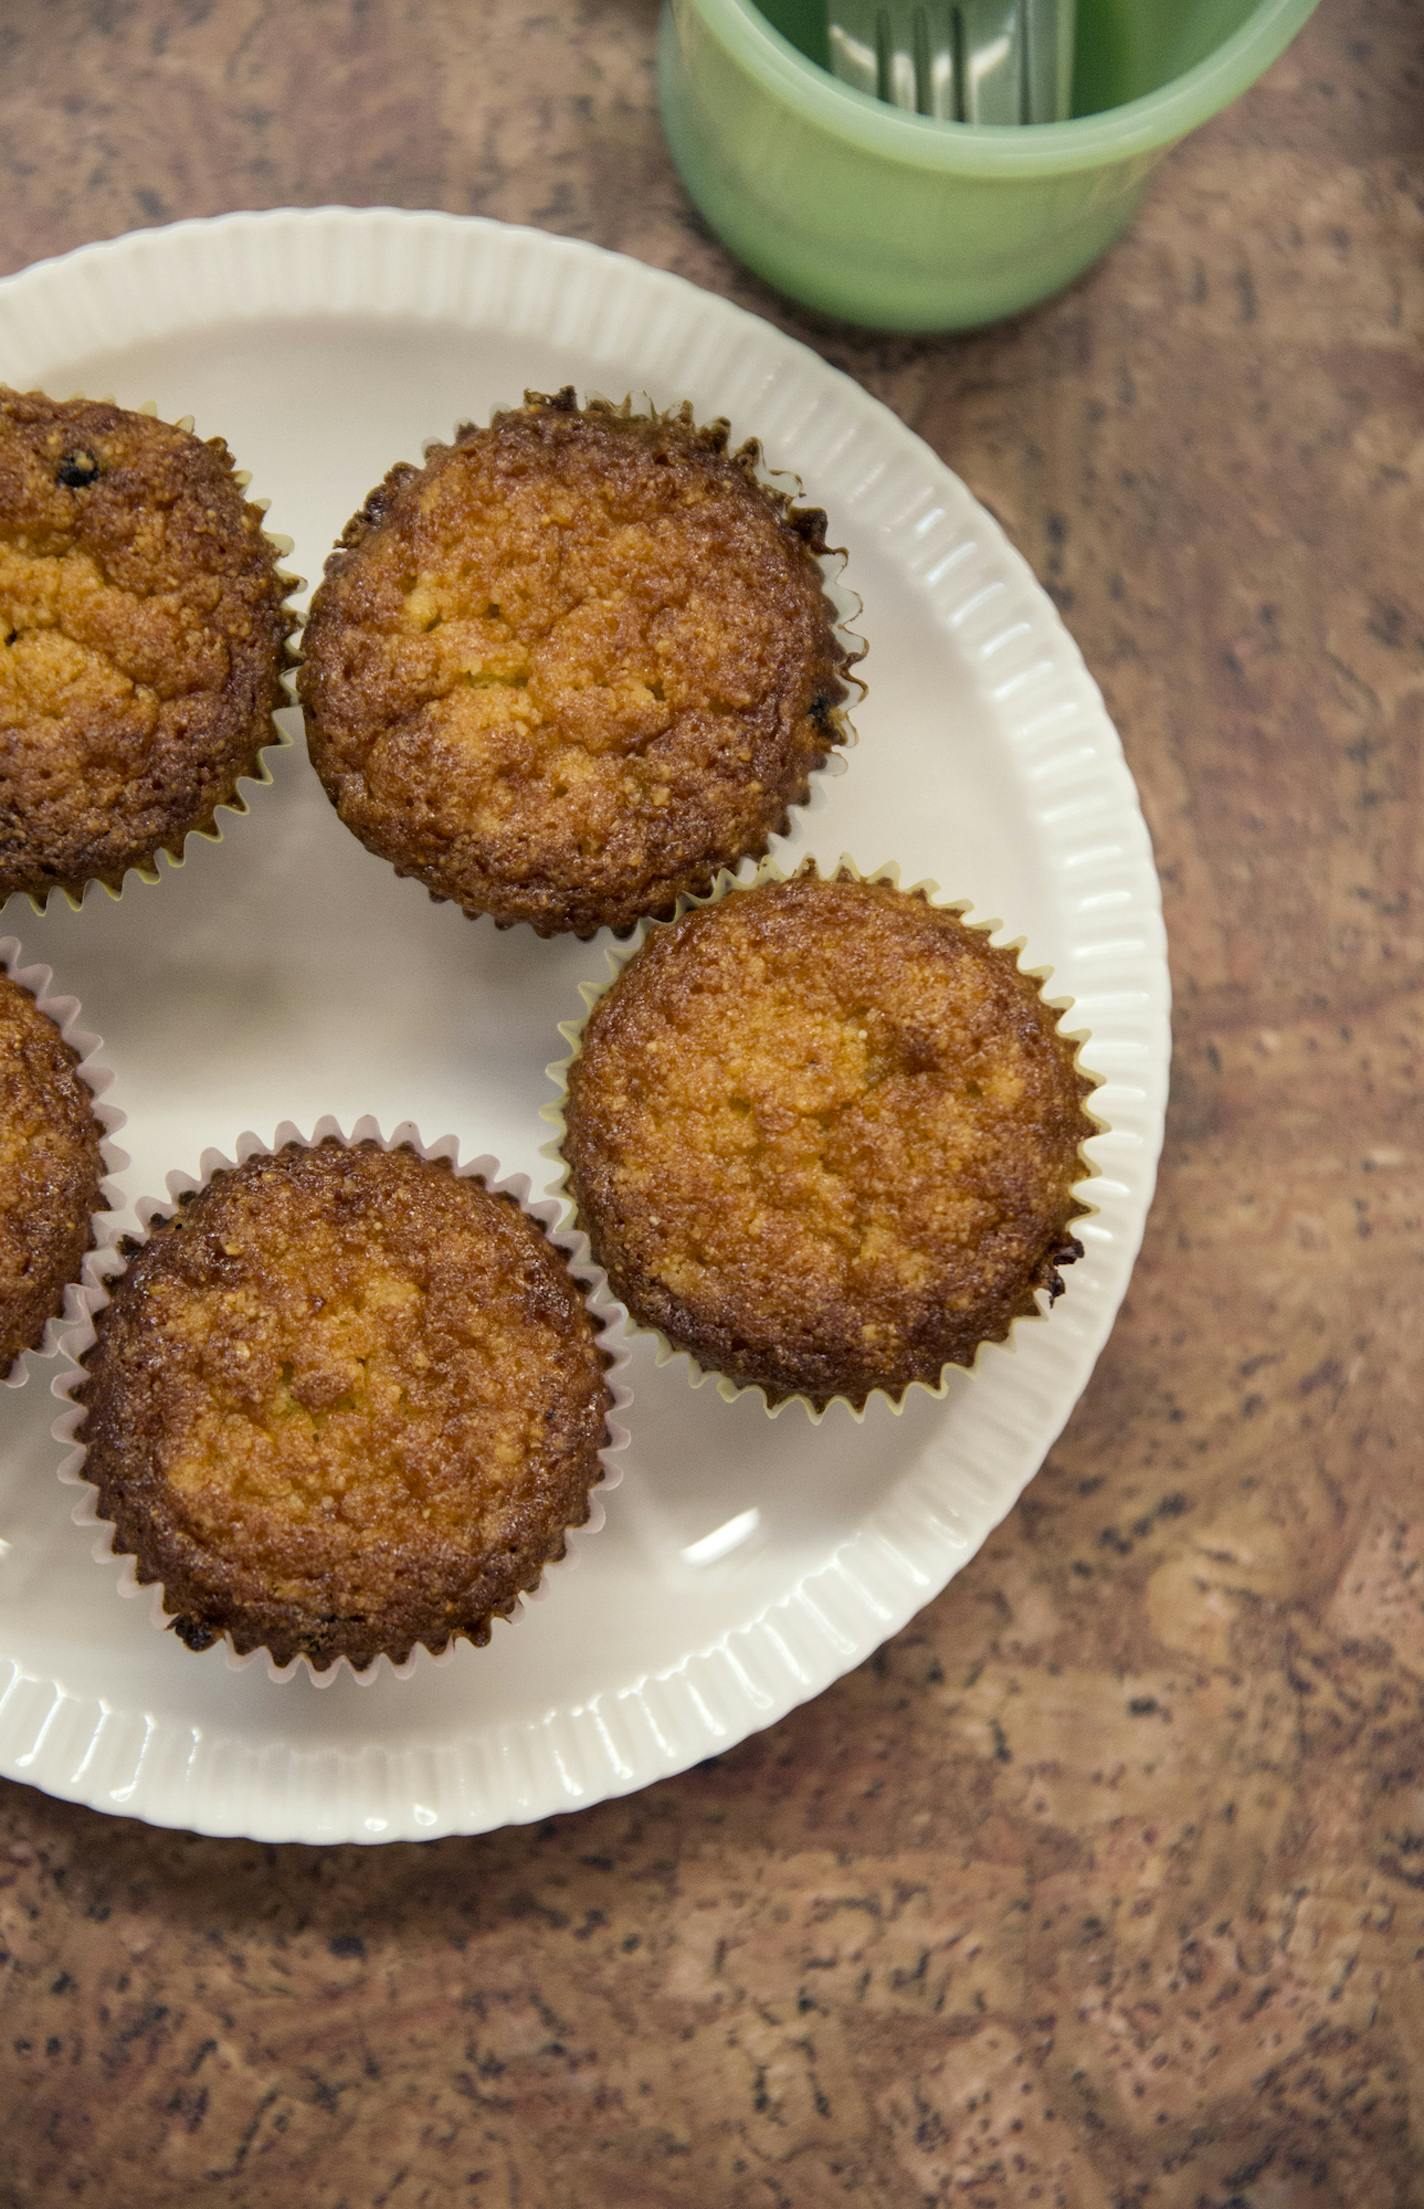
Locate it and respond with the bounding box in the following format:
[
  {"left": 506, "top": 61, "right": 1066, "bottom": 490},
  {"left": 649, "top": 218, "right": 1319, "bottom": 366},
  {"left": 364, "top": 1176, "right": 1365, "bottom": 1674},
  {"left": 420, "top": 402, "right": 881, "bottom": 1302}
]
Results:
[{"left": 827, "top": 0, "right": 1072, "bottom": 126}]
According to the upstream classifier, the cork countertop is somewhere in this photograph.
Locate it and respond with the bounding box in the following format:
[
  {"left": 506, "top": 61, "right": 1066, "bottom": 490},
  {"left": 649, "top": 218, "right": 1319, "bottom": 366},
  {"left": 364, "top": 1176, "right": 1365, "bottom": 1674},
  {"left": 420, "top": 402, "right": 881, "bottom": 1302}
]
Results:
[{"left": 1, "top": 3, "right": 1421, "bottom": 2203}]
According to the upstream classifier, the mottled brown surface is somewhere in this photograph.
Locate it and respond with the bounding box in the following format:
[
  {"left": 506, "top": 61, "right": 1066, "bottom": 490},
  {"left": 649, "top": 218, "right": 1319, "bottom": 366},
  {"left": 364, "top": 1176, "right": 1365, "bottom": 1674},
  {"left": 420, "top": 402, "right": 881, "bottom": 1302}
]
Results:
[
  {"left": 0, "top": 390, "right": 290, "bottom": 902},
  {"left": 301, "top": 393, "right": 850, "bottom": 936},
  {"left": 565, "top": 871, "right": 1092, "bottom": 1406},
  {"left": 79, "top": 1140, "right": 612, "bottom": 1670},
  {"left": 0, "top": 966, "right": 104, "bottom": 1372},
  {"left": 1, "top": 0, "right": 1422, "bottom": 2203}
]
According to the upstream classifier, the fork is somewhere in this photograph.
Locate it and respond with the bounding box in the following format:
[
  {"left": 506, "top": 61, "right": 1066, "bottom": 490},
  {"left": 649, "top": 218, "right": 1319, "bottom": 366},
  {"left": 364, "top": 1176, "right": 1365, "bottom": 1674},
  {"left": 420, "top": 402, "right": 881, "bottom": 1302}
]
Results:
[{"left": 826, "top": 0, "right": 1074, "bottom": 124}]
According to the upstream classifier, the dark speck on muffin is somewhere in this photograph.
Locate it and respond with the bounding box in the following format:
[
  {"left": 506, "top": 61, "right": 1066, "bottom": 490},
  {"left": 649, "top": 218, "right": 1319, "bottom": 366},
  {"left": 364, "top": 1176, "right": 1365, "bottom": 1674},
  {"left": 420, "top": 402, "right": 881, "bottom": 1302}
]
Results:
[{"left": 55, "top": 447, "right": 100, "bottom": 487}]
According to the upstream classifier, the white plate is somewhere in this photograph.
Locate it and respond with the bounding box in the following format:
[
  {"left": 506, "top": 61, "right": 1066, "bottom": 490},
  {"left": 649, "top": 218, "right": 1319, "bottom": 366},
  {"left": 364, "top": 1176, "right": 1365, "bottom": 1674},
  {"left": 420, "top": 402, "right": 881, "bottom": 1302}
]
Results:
[{"left": 0, "top": 208, "right": 1168, "bottom": 1843}]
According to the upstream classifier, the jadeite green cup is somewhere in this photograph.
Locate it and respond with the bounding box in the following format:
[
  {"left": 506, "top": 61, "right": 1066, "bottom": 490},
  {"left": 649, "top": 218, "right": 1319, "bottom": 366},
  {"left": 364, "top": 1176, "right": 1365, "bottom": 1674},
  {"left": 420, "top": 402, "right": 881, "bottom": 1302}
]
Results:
[{"left": 658, "top": 0, "right": 1321, "bottom": 330}]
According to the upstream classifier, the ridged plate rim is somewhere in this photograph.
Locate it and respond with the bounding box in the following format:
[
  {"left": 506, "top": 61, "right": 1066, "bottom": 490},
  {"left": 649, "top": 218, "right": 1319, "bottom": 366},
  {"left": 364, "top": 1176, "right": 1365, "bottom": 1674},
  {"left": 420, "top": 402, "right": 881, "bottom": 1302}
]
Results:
[{"left": 0, "top": 207, "right": 1169, "bottom": 1843}]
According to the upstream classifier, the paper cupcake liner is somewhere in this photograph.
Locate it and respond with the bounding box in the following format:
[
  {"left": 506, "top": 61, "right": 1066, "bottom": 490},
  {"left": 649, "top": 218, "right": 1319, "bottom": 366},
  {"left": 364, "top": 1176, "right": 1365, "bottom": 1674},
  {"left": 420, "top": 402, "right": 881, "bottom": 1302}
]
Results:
[
  {"left": 18, "top": 395, "right": 303, "bottom": 917},
  {"left": 299, "top": 387, "right": 866, "bottom": 940},
  {"left": 49, "top": 1113, "right": 634, "bottom": 1689},
  {"left": 542, "top": 853, "right": 1106, "bottom": 1424},
  {"left": 0, "top": 936, "right": 128, "bottom": 1388}
]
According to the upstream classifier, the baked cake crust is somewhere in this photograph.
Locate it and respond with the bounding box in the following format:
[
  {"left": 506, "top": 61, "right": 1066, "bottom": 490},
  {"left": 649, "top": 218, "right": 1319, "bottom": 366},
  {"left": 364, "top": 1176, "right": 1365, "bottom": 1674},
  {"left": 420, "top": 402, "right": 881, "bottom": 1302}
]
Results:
[
  {"left": 563, "top": 871, "right": 1096, "bottom": 1409},
  {"left": 0, "top": 970, "right": 105, "bottom": 1374},
  {"left": 299, "top": 390, "right": 854, "bottom": 937},
  {"left": 0, "top": 388, "right": 290, "bottom": 901},
  {"left": 76, "top": 1139, "right": 613, "bottom": 1669}
]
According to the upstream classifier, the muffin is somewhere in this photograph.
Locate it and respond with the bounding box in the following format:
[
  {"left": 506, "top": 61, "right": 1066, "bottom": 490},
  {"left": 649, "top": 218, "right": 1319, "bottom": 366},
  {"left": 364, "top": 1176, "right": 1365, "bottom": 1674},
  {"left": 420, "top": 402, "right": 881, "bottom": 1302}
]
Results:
[
  {"left": 299, "top": 389, "right": 855, "bottom": 937},
  {"left": 0, "top": 968, "right": 108, "bottom": 1374},
  {"left": 72, "top": 1137, "right": 615, "bottom": 1671},
  {"left": 0, "top": 388, "right": 291, "bottom": 904},
  {"left": 561, "top": 868, "right": 1097, "bottom": 1411}
]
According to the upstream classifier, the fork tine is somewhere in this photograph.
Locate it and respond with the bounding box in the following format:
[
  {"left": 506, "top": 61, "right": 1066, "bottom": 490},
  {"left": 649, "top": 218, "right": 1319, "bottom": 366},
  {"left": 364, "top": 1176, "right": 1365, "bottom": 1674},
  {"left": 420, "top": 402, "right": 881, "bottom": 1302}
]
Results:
[
  {"left": 829, "top": 0, "right": 1065, "bottom": 123},
  {"left": 880, "top": 8, "right": 920, "bottom": 110},
  {"left": 1023, "top": 0, "right": 1075, "bottom": 122},
  {"left": 826, "top": 0, "right": 884, "bottom": 100},
  {"left": 917, "top": 3, "right": 960, "bottom": 120},
  {"left": 959, "top": 0, "right": 1025, "bottom": 125}
]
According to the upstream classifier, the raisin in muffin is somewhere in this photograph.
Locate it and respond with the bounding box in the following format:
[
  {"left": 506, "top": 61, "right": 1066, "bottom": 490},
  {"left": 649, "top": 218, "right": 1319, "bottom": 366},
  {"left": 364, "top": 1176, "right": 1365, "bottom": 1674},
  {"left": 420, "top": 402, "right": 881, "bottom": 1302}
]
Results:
[
  {"left": 562, "top": 868, "right": 1097, "bottom": 1410},
  {"left": 0, "top": 388, "right": 291, "bottom": 903},
  {"left": 299, "top": 390, "right": 854, "bottom": 937},
  {"left": 0, "top": 966, "right": 107, "bottom": 1374},
  {"left": 73, "top": 1139, "right": 614, "bottom": 1670}
]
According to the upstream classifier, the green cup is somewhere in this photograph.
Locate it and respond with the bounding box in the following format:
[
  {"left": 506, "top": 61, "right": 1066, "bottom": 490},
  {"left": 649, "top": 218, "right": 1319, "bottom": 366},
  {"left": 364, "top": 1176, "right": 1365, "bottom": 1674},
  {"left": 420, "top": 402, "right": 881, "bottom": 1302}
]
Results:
[{"left": 659, "top": 0, "right": 1321, "bottom": 330}]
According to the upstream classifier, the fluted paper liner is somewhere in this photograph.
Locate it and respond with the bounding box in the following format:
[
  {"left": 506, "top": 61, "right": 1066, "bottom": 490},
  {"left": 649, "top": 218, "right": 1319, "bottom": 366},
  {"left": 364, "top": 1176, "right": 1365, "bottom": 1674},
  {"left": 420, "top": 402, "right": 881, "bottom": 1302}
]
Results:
[
  {"left": 50, "top": 1114, "right": 634, "bottom": 1689},
  {"left": 0, "top": 936, "right": 128, "bottom": 1387},
  {"left": 20, "top": 396, "right": 303, "bottom": 917},
  {"left": 543, "top": 854, "right": 1106, "bottom": 1423}
]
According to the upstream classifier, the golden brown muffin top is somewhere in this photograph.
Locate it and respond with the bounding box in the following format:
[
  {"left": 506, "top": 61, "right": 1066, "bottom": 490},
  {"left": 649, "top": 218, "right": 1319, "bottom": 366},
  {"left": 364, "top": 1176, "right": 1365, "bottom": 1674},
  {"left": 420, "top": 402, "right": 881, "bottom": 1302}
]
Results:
[
  {"left": 0, "top": 969, "right": 106, "bottom": 1374},
  {"left": 78, "top": 1140, "right": 612, "bottom": 1669},
  {"left": 0, "top": 388, "right": 290, "bottom": 902},
  {"left": 563, "top": 872, "right": 1097, "bottom": 1408},
  {"left": 300, "top": 391, "right": 852, "bottom": 936}
]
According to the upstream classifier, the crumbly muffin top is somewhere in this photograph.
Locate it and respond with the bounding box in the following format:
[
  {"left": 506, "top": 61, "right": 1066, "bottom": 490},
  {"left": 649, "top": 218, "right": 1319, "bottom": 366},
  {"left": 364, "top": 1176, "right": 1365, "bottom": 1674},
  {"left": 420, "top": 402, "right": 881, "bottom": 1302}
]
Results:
[
  {"left": 0, "top": 388, "right": 290, "bottom": 901},
  {"left": 563, "top": 873, "right": 1096, "bottom": 1408},
  {"left": 0, "top": 969, "right": 106, "bottom": 1373},
  {"left": 78, "top": 1140, "right": 612, "bottom": 1669},
  {"left": 300, "top": 391, "right": 851, "bottom": 936}
]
